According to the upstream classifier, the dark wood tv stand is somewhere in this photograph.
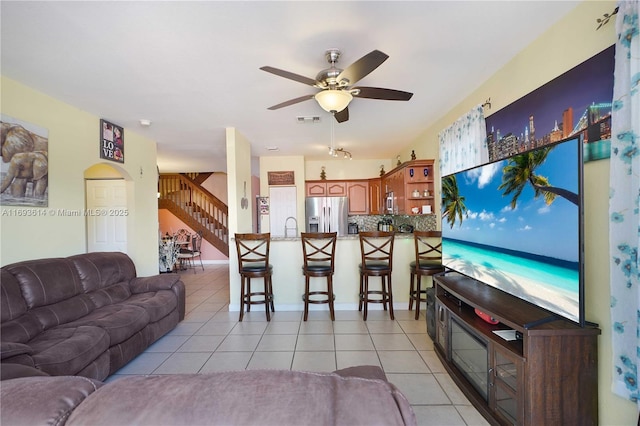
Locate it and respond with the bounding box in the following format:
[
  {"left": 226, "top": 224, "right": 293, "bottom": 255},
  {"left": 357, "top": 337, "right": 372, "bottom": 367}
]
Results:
[{"left": 434, "top": 273, "right": 600, "bottom": 426}]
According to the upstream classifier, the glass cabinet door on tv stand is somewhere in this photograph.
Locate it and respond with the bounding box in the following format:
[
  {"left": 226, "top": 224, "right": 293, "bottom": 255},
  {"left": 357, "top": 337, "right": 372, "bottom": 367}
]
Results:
[{"left": 490, "top": 346, "right": 523, "bottom": 425}]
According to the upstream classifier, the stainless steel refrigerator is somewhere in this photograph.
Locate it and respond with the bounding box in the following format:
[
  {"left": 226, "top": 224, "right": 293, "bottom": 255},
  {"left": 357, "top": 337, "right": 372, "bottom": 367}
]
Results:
[{"left": 305, "top": 197, "right": 349, "bottom": 236}]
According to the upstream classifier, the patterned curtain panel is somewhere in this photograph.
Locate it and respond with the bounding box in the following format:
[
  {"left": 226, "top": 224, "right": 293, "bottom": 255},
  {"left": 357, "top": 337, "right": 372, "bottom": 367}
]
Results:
[
  {"left": 610, "top": 0, "right": 639, "bottom": 405},
  {"left": 438, "top": 104, "right": 489, "bottom": 176}
]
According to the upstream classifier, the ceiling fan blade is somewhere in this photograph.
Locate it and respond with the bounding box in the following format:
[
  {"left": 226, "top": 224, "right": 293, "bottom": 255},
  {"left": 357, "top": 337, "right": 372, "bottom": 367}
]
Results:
[
  {"left": 353, "top": 86, "right": 413, "bottom": 101},
  {"left": 267, "top": 94, "right": 315, "bottom": 110},
  {"left": 337, "top": 50, "right": 389, "bottom": 86},
  {"left": 260, "top": 66, "right": 318, "bottom": 86},
  {"left": 334, "top": 108, "right": 349, "bottom": 123}
]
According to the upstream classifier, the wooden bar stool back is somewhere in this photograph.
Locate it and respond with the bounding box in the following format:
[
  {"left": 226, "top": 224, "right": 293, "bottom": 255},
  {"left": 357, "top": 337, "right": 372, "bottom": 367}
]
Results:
[
  {"left": 234, "top": 233, "right": 274, "bottom": 321},
  {"left": 301, "top": 232, "right": 337, "bottom": 321},
  {"left": 358, "top": 231, "right": 395, "bottom": 321},
  {"left": 409, "top": 231, "right": 444, "bottom": 320}
]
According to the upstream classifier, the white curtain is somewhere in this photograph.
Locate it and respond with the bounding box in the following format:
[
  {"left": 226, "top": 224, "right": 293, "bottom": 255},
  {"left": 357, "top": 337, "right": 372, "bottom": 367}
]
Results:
[
  {"left": 610, "top": 0, "right": 640, "bottom": 405},
  {"left": 438, "top": 104, "right": 489, "bottom": 176}
]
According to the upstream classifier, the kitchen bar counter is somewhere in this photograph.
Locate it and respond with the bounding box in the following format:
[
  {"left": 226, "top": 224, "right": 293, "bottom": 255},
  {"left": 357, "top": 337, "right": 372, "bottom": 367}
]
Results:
[
  {"left": 270, "top": 233, "right": 416, "bottom": 242},
  {"left": 228, "top": 233, "right": 423, "bottom": 313}
]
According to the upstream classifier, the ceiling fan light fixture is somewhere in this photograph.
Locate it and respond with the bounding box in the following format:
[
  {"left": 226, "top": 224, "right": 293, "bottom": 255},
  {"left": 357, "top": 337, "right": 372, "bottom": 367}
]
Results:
[{"left": 314, "top": 90, "right": 352, "bottom": 113}]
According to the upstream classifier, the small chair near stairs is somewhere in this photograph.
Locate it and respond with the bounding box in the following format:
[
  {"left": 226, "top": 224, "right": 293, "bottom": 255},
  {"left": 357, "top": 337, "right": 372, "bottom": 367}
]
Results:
[{"left": 177, "top": 231, "right": 204, "bottom": 273}]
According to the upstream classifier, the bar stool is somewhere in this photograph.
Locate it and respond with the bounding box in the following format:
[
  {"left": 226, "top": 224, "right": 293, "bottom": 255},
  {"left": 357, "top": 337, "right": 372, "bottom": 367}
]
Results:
[
  {"left": 301, "top": 232, "right": 337, "bottom": 321},
  {"left": 408, "top": 231, "right": 444, "bottom": 320},
  {"left": 234, "top": 233, "right": 275, "bottom": 322},
  {"left": 358, "top": 231, "right": 395, "bottom": 321}
]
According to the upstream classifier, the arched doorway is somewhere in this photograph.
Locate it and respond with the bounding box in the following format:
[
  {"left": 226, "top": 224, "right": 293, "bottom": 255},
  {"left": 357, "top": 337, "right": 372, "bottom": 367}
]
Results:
[{"left": 84, "top": 163, "right": 132, "bottom": 253}]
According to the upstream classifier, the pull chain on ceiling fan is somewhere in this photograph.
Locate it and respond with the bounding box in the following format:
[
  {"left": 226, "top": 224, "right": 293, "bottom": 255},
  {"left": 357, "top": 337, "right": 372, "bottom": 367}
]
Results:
[{"left": 260, "top": 49, "right": 413, "bottom": 123}]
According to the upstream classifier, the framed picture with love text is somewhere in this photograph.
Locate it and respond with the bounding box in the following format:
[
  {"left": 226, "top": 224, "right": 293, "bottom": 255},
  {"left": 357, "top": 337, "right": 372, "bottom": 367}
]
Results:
[{"left": 100, "top": 119, "right": 124, "bottom": 163}]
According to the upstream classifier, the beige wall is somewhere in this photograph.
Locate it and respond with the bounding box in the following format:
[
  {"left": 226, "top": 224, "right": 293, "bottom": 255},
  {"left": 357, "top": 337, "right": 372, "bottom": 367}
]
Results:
[
  {"left": 0, "top": 77, "right": 160, "bottom": 275},
  {"left": 226, "top": 128, "right": 255, "bottom": 311},
  {"left": 404, "top": 1, "right": 635, "bottom": 424},
  {"left": 226, "top": 128, "right": 253, "bottom": 234}
]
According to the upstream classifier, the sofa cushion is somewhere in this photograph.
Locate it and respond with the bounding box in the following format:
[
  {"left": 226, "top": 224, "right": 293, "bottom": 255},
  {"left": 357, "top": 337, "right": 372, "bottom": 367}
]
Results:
[
  {"left": 65, "top": 370, "right": 417, "bottom": 425},
  {"left": 1, "top": 269, "right": 28, "bottom": 322},
  {"left": 86, "top": 282, "right": 132, "bottom": 308},
  {"left": 0, "top": 342, "right": 32, "bottom": 360},
  {"left": 2, "top": 258, "right": 83, "bottom": 309},
  {"left": 60, "top": 303, "right": 150, "bottom": 345},
  {"left": 1, "top": 376, "right": 103, "bottom": 426},
  {"left": 122, "top": 290, "right": 178, "bottom": 322},
  {"left": 1, "top": 363, "right": 49, "bottom": 380},
  {"left": 69, "top": 252, "right": 136, "bottom": 294},
  {"left": 29, "top": 326, "right": 109, "bottom": 376},
  {"left": 30, "top": 294, "right": 95, "bottom": 330}
]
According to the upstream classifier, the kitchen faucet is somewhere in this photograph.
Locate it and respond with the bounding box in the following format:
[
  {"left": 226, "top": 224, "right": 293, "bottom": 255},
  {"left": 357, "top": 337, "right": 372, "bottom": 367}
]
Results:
[{"left": 284, "top": 216, "right": 298, "bottom": 238}]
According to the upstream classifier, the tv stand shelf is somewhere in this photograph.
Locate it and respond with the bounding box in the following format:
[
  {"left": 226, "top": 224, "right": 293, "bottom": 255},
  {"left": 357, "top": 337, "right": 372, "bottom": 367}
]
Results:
[{"left": 434, "top": 273, "right": 600, "bottom": 426}]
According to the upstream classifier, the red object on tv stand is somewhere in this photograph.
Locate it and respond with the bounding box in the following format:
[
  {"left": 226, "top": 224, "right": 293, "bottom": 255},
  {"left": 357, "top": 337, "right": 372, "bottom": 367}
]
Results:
[{"left": 474, "top": 308, "right": 499, "bottom": 325}]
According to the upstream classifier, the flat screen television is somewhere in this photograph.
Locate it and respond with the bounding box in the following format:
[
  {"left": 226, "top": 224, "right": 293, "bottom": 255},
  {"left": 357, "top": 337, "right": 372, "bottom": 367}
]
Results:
[{"left": 441, "top": 135, "right": 585, "bottom": 326}]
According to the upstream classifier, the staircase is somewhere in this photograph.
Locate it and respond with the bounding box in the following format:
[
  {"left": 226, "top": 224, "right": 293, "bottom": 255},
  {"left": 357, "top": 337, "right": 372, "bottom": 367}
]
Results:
[{"left": 158, "top": 173, "right": 229, "bottom": 256}]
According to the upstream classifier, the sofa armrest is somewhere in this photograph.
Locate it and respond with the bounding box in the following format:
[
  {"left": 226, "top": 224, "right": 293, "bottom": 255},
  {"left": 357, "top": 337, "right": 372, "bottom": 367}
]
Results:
[
  {"left": 0, "top": 376, "right": 103, "bottom": 425},
  {"left": 130, "top": 274, "right": 186, "bottom": 321},
  {"left": 130, "top": 274, "right": 181, "bottom": 293}
]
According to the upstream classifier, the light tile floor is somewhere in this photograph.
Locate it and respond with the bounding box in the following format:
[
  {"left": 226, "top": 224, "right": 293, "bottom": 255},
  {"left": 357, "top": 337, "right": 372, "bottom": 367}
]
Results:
[{"left": 109, "top": 264, "right": 488, "bottom": 426}]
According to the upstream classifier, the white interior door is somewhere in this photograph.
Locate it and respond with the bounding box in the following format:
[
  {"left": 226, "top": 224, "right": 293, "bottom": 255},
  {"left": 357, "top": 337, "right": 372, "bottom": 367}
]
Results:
[
  {"left": 86, "top": 179, "right": 127, "bottom": 253},
  {"left": 269, "top": 186, "right": 297, "bottom": 238}
]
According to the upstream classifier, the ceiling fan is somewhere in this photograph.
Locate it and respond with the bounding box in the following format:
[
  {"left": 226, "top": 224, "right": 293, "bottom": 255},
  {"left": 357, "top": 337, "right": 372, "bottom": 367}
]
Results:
[{"left": 260, "top": 49, "right": 413, "bottom": 123}]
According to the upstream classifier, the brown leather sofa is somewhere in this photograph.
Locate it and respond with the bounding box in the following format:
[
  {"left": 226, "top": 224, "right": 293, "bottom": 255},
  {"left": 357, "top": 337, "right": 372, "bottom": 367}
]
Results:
[
  {"left": 0, "top": 366, "right": 417, "bottom": 425},
  {"left": 1, "top": 252, "right": 185, "bottom": 381}
]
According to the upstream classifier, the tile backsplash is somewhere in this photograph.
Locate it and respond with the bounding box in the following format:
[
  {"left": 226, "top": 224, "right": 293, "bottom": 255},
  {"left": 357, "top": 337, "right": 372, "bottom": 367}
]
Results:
[{"left": 348, "top": 214, "right": 437, "bottom": 232}]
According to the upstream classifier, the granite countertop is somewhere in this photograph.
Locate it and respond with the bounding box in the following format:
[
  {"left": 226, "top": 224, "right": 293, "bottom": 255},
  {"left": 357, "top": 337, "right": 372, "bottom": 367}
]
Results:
[{"left": 271, "top": 233, "right": 415, "bottom": 242}]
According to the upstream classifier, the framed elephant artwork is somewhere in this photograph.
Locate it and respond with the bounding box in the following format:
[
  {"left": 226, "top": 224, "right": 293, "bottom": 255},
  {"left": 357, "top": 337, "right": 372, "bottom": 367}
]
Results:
[
  {"left": 0, "top": 114, "right": 49, "bottom": 207},
  {"left": 100, "top": 119, "right": 124, "bottom": 163}
]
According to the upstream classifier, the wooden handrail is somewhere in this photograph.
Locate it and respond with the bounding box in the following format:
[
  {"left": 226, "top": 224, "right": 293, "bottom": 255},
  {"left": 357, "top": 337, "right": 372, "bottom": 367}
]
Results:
[{"left": 158, "top": 174, "right": 229, "bottom": 256}]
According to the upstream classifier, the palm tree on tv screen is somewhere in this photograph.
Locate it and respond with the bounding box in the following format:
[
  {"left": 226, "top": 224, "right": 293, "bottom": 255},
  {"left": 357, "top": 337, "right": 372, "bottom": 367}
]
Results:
[
  {"left": 498, "top": 146, "right": 579, "bottom": 208},
  {"left": 442, "top": 175, "right": 468, "bottom": 229}
]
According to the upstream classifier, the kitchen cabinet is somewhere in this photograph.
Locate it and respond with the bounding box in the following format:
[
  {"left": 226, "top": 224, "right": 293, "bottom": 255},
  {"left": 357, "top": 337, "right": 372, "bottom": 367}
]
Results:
[
  {"left": 305, "top": 181, "right": 347, "bottom": 197},
  {"left": 382, "top": 168, "right": 404, "bottom": 214},
  {"left": 404, "top": 160, "right": 435, "bottom": 215},
  {"left": 346, "top": 180, "right": 369, "bottom": 214},
  {"left": 381, "top": 160, "right": 434, "bottom": 215},
  {"left": 368, "top": 178, "right": 381, "bottom": 214},
  {"left": 304, "top": 159, "right": 435, "bottom": 216}
]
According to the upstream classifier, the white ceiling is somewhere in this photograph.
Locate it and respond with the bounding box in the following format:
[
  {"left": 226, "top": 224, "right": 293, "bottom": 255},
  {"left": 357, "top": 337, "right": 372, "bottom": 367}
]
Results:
[{"left": 1, "top": 1, "right": 580, "bottom": 173}]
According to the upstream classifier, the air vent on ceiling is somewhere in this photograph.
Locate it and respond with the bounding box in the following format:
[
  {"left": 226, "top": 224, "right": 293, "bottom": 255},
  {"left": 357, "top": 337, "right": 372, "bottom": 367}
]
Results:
[{"left": 297, "top": 116, "right": 321, "bottom": 124}]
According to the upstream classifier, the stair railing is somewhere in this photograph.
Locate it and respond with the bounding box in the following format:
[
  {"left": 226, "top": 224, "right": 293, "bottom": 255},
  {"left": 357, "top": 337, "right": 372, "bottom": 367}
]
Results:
[{"left": 158, "top": 174, "right": 229, "bottom": 256}]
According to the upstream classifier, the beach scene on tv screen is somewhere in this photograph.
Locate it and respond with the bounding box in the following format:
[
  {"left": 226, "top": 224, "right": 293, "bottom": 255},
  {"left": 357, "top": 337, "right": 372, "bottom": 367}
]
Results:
[{"left": 441, "top": 138, "right": 580, "bottom": 323}]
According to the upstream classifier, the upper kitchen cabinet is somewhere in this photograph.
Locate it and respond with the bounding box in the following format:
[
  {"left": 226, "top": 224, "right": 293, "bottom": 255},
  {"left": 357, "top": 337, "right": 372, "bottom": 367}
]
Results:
[
  {"left": 382, "top": 159, "right": 435, "bottom": 215},
  {"left": 368, "top": 178, "right": 382, "bottom": 215},
  {"left": 305, "top": 181, "right": 347, "bottom": 197},
  {"left": 404, "top": 160, "right": 435, "bottom": 215},
  {"left": 382, "top": 167, "right": 405, "bottom": 214},
  {"left": 346, "top": 180, "right": 369, "bottom": 215}
]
